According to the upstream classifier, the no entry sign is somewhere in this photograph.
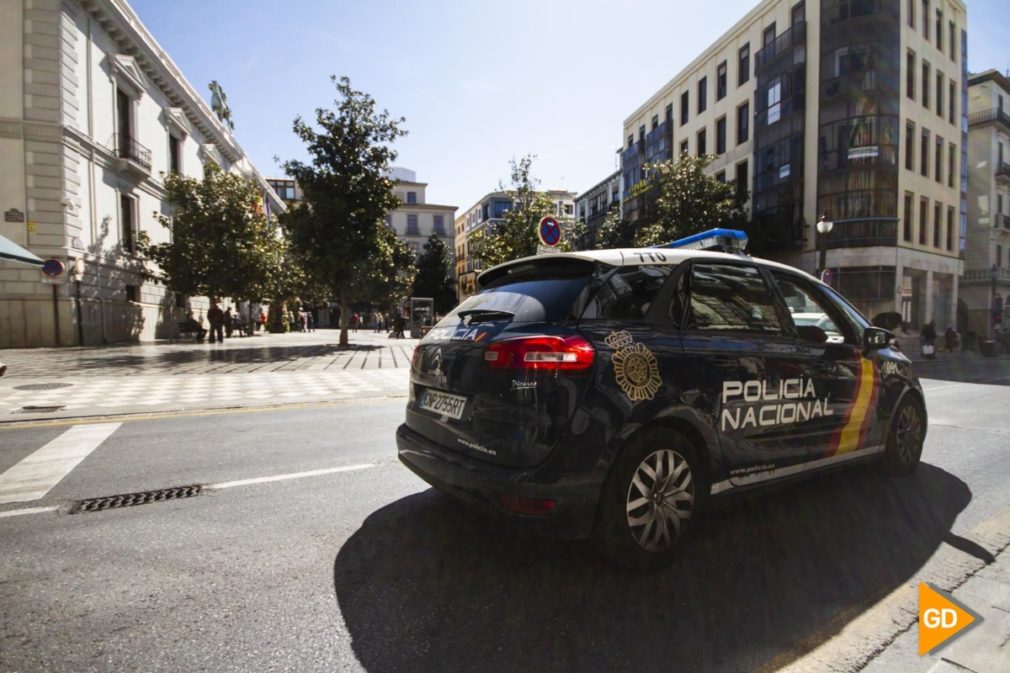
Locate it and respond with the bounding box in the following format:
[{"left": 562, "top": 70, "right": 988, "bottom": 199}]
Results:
[{"left": 538, "top": 216, "right": 561, "bottom": 247}]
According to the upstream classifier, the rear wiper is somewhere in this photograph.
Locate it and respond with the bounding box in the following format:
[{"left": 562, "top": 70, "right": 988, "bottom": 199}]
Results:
[{"left": 458, "top": 309, "right": 515, "bottom": 324}]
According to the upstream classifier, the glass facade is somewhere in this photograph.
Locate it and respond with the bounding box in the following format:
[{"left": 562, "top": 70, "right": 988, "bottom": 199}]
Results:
[{"left": 816, "top": 0, "right": 901, "bottom": 251}]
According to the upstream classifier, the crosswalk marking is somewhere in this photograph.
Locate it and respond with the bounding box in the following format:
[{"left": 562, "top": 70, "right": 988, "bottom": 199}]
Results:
[{"left": 0, "top": 423, "right": 121, "bottom": 505}]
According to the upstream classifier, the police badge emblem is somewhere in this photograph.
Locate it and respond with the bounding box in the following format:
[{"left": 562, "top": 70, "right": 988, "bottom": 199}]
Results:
[{"left": 604, "top": 331, "right": 661, "bottom": 401}]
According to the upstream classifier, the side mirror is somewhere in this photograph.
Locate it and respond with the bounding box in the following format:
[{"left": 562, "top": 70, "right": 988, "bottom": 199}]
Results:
[
  {"left": 863, "top": 326, "right": 894, "bottom": 350},
  {"left": 797, "top": 324, "right": 828, "bottom": 344}
]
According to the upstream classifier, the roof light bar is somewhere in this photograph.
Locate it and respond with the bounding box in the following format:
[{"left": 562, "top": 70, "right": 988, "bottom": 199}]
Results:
[{"left": 654, "top": 228, "right": 749, "bottom": 253}]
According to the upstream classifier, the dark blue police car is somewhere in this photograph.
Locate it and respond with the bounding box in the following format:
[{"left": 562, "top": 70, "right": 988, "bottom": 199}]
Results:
[{"left": 396, "top": 230, "right": 926, "bottom": 570}]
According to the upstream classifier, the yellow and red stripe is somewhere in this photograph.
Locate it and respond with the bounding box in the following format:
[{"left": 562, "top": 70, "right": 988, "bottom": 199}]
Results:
[{"left": 828, "top": 356, "right": 879, "bottom": 456}]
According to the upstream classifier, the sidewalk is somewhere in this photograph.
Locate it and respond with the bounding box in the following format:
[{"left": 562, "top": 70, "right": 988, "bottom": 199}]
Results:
[{"left": 0, "top": 328, "right": 419, "bottom": 422}]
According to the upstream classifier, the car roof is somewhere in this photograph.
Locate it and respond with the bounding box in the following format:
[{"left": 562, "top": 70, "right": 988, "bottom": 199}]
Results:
[{"left": 477, "top": 247, "right": 820, "bottom": 286}]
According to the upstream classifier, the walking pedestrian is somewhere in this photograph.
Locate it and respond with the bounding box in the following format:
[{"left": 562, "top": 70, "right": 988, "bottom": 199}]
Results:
[
  {"left": 224, "top": 306, "right": 234, "bottom": 338},
  {"left": 307, "top": 310, "right": 315, "bottom": 332},
  {"left": 943, "top": 325, "right": 959, "bottom": 353},
  {"left": 921, "top": 320, "right": 937, "bottom": 359},
  {"left": 393, "top": 311, "right": 405, "bottom": 339},
  {"left": 207, "top": 301, "right": 225, "bottom": 344}
]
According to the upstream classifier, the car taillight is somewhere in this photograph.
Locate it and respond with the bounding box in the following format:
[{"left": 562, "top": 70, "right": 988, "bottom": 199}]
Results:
[
  {"left": 411, "top": 345, "right": 422, "bottom": 370},
  {"left": 483, "top": 335, "right": 595, "bottom": 371}
]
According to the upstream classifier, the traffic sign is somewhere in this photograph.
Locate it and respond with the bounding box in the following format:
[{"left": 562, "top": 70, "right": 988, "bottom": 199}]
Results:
[
  {"left": 538, "top": 216, "right": 561, "bottom": 247},
  {"left": 41, "top": 258, "right": 65, "bottom": 278}
]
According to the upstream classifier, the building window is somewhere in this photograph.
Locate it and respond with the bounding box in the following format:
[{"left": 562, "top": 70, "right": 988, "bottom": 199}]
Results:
[
  {"left": 406, "top": 191, "right": 417, "bottom": 204},
  {"left": 906, "top": 50, "right": 916, "bottom": 100},
  {"left": 905, "top": 120, "right": 915, "bottom": 170},
  {"left": 406, "top": 214, "right": 419, "bottom": 235},
  {"left": 717, "top": 61, "right": 727, "bottom": 100},
  {"left": 921, "top": 0, "right": 929, "bottom": 40},
  {"left": 737, "top": 101, "right": 750, "bottom": 144},
  {"left": 385, "top": 213, "right": 393, "bottom": 228},
  {"left": 680, "top": 139, "right": 689, "bottom": 155},
  {"left": 716, "top": 116, "right": 727, "bottom": 154},
  {"left": 120, "top": 193, "right": 135, "bottom": 253},
  {"left": 998, "top": 244, "right": 1003, "bottom": 268},
  {"left": 763, "top": 24, "right": 776, "bottom": 49},
  {"left": 919, "top": 196, "right": 928, "bottom": 244},
  {"left": 907, "top": 0, "right": 915, "bottom": 28},
  {"left": 715, "top": 171, "right": 726, "bottom": 183},
  {"left": 174, "top": 292, "right": 186, "bottom": 309},
  {"left": 628, "top": 135, "right": 634, "bottom": 148},
  {"left": 169, "top": 135, "right": 181, "bottom": 174},
  {"left": 433, "top": 214, "right": 445, "bottom": 236},
  {"left": 665, "top": 103, "right": 673, "bottom": 121},
  {"left": 920, "top": 128, "right": 929, "bottom": 177},
  {"left": 922, "top": 61, "right": 930, "bottom": 109},
  {"left": 791, "top": 1, "right": 805, "bottom": 24},
  {"left": 935, "top": 136, "right": 943, "bottom": 182},
  {"left": 904, "top": 192, "right": 913, "bottom": 242},
  {"left": 639, "top": 125, "right": 645, "bottom": 143},
  {"left": 698, "top": 77, "right": 707, "bottom": 114},
  {"left": 946, "top": 206, "right": 954, "bottom": 250},
  {"left": 933, "top": 202, "right": 941, "bottom": 247},
  {"left": 949, "top": 20, "right": 956, "bottom": 61},
  {"left": 697, "top": 128, "right": 707, "bottom": 156},
  {"left": 736, "top": 159, "right": 749, "bottom": 203},
  {"left": 949, "top": 81, "right": 956, "bottom": 123},
  {"left": 680, "top": 91, "right": 689, "bottom": 125},
  {"left": 652, "top": 114, "right": 659, "bottom": 130},
  {"left": 948, "top": 142, "right": 955, "bottom": 187},
  {"left": 767, "top": 78, "right": 782, "bottom": 125},
  {"left": 935, "top": 8, "right": 943, "bottom": 51},
  {"left": 935, "top": 71, "right": 943, "bottom": 118},
  {"left": 738, "top": 44, "right": 750, "bottom": 85},
  {"left": 126, "top": 284, "right": 139, "bottom": 303}
]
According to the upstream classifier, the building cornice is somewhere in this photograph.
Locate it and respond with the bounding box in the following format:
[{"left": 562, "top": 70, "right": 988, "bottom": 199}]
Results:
[{"left": 394, "top": 203, "right": 458, "bottom": 212}]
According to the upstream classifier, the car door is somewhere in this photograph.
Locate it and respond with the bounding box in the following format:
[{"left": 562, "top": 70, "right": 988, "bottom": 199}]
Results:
[
  {"left": 676, "top": 261, "right": 813, "bottom": 487},
  {"left": 767, "top": 270, "right": 878, "bottom": 465}
]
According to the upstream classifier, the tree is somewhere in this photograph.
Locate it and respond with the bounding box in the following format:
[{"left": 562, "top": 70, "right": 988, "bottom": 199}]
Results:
[
  {"left": 633, "top": 155, "right": 748, "bottom": 247},
  {"left": 280, "top": 76, "right": 410, "bottom": 346},
  {"left": 468, "top": 154, "right": 580, "bottom": 268},
  {"left": 588, "top": 205, "right": 634, "bottom": 250},
  {"left": 412, "top": 234, "right": 457, "bottom": 314},
  {"left": 142, "top": 163, "right": 285, "bottom": 304}
]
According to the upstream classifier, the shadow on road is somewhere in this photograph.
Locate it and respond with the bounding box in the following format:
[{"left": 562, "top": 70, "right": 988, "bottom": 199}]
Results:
[
  {"left": 334, "top": 463, "right": 969, "bottom": 673},
  {"left": 61, "top": 344, "right": 383, "bottom": 372},
  {"left": 913, "top": 355, "right": 1010, "bottom": 386}
]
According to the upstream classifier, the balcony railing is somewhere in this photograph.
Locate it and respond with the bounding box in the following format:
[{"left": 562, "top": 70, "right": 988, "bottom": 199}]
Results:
[
  {"left": 997, "top": 161, "right": 1010, "bottom": 181},
  {"left": 998, "top": 213, "right": 1010, "bottom": 230},
  {"left": 968, "top": 107, "right": 1010, "bottom": 131},
  {"left": 822, "top": 217, "right": 898, "bottom": 249},
  {"left": 116, "top": 135, "right": 152, "bottom": 170},
  {"left": 755, "top": 21, "right": 805, "bottom": 69},
  {"left": 963, "top": 267, "right": 1010, "bottom": 283}
]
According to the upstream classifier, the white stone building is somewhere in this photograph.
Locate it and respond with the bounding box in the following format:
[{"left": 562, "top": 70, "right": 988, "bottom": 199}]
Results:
[
  {"left": 385, "top": 167, "right": 457, "bottom": 256},
  {"left": 0, "top": 0, "right": 284, "bottom": 347}
]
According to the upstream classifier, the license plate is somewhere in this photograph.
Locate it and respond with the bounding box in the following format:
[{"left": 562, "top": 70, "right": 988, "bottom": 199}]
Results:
[{"left": 419, "top": 389, "right": 468, "bottom": 420}]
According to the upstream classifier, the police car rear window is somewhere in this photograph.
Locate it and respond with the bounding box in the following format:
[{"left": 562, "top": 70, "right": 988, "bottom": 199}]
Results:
[{"left": 441, "top": 261, "right": 593, "bottom": 324}]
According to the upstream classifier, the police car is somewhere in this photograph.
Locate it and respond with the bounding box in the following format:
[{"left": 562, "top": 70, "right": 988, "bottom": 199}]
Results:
[{"left": 396, "top": 229, "right": 926, "bottom": 570}]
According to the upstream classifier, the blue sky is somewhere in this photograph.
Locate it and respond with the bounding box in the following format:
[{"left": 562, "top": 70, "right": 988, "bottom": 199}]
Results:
[{"left": 132, "top": 0, "right": 1009, "bottom": 212}]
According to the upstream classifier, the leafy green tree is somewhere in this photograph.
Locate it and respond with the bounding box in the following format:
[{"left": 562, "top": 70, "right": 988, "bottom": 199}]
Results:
[
  {"left": 468, "top": 154, "right": 580, "bottom": 268},
  {"left": 280, "top": 76, "right": 409, "bottom": 346},
  {"left": 142, "top": 163, "right": 285, "bottom": 304},
  {"left": 633, "top": 155, "right": 748, "bottom": 247},
  {"left": 412, "top": 233, "right": 457, "bottom": 314},
  {"left": 584, "top": 205, "right": 634, "bottom": 250}
]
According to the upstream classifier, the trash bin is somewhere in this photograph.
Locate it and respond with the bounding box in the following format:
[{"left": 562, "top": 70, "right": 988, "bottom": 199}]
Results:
[{"left": 980, "top": 339, "right": 998, "bottom": 357}]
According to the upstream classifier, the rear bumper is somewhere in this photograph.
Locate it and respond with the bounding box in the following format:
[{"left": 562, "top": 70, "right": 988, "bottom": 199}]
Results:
[{"left": 396, "top": 424, "right": 601, "bottom": 540}]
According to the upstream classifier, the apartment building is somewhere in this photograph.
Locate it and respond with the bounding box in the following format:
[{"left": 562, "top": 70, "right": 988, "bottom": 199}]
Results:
[
  {"left": 961, "top": 69, "right": 1010, "bottom": 336},
  {"left": 621, "top": 0, "right": 966, "bottom": 326},
  {"left": 0, "top": 0, "right": 284, "bottom": 347},
  {"left": 575, "top": 170, "right": 623, "bottom": 243},
  {"left": 385, "top": 167, "right": 456, "bottom": 256}
]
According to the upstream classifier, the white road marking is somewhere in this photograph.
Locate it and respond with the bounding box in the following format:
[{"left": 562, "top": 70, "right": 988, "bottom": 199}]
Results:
[
  {"left": 0, "top": 505, "right": 59, "bottom": 519},
  {"left": 206, "top": 463, "right": 376, "bottom": 490},
  {"left": 0, "top": 423, "right": 121, "bottom": 505}
]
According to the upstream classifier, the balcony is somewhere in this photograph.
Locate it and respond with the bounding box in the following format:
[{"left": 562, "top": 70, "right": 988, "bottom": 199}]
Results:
[
  {"left": 962, "top": 267, "right": 1010, "bottom": 284},
  {"left": 113, "top": 135, "right": 152, "bottom": 178},
  {"left": 968, "top": 107, "right": 1010, "bottom": 131},
  {"left": 755, "top": 21, "right": 805, "bottom": 70},
  {"left": 997, "top": 161, "right": 1010, "bottom": 184},
  {"left": 822, "top": 217, "right": 898, "bottom": 249}
]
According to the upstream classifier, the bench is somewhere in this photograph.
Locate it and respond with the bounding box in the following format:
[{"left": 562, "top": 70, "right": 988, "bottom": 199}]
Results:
[{"left": 178, "top": 321, "right": 207, "bottom": 341}]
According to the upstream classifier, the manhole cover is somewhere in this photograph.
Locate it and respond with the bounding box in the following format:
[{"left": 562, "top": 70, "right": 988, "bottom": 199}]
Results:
[
  {"left": 14, "top": 405, "right": 66, "bottom": 414},
  {"left": 13, "top": 383, "right": 73, "bottom": 391},
  {"left": 70, "top": 485, "right": 203, "bottom": 514}
]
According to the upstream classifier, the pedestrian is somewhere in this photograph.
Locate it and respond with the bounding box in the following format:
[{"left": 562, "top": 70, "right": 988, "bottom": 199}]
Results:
[
  {"left": 258, "top": 309, "right": 266, "bottom": 332},
  {"left": 207, "top": 301, "right": 225, "bottom": 344},
  {"left": 298, "top": 310, "right": 307, "bottom": 332},
  {"left": 224, "top": 306, "right": 234, "bottom": 338},
  {"left": 182, "top": 311, "right": 207, "bottom": 341},
  {"left": 393, "top": 311, "right": 405, "bottom": 339},
  {"left": 374, "top": 312, "right": 383, "bottom": 333},
  {"left": 943, "top": 325, "right": 959, "bottom": 353},
  {"left": 921, "top": 320, "right": 937, "bottom": 359},
  {"left": 307, "top": 310, "right": 315, "bottom": 332},
  {"left": 351, "top": 312, "right": 359, "bottom": 332}
]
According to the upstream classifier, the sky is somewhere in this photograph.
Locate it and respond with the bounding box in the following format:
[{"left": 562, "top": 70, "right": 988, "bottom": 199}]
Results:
[{"left": 131, "top": 0, "right": 1010, "bottom": 213}]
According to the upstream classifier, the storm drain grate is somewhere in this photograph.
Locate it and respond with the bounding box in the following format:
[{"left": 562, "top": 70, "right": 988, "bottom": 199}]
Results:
[
  {"left": 14, "top": 405, "right": 66, "bottom": 414},
  {"left": 13, "top": 382, "right": 73, "bottom": 391},
  {"left": 70, "top": 485, "right": 203, "bottom": 514}
]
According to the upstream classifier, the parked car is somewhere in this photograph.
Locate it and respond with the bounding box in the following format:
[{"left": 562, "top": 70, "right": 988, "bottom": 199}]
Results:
[{"left": 397, "top": 230, "right": 925, "bottom": 570}]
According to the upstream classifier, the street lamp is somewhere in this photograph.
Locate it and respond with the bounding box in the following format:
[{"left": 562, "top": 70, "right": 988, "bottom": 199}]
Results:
[
  {"left": 816, "top": 213, "right": 834, "bottom": 283},
  {"left": 991, "top": 264, "right": 999, "bottom": 341}
]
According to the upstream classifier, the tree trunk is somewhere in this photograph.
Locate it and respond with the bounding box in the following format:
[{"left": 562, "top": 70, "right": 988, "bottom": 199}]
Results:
[{"left": 339, "top": 289, "right": 349, "bottom": 347}]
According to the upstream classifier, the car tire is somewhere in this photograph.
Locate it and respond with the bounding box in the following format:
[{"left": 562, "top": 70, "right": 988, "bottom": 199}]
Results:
[
  {"left": 593, "top": 428, "right": 703, "bottom": 571},
  {"left": 879, "top": 396, "right": 925, "bottom": 476}
]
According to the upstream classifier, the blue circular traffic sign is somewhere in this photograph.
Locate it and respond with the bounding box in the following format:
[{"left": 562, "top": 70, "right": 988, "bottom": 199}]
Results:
[
  {"left": 42, "top": 258, "right": 65, "bottom": 278},
  {"left": 538, "top": 216, "right": 561, "bottom": 247}
]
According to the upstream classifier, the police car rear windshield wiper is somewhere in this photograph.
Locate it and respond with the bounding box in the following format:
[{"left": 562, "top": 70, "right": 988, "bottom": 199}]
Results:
[{"left": 458, "top": 309, "right": 515, "bottom": 324}]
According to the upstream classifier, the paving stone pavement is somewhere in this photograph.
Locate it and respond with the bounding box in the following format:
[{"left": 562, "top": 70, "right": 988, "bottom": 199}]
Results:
[{"left": 0, "top": 329, "right": 418, "bottom": 421}]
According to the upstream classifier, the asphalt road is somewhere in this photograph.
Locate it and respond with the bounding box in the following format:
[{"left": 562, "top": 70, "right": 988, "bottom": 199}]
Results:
[{"left": 1, "top": 380, "right": 1008, "bottom": 673}]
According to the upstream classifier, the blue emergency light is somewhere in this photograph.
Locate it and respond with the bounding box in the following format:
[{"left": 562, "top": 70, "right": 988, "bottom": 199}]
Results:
[{"left": 655, "top": 228, "right": 749, "bottom": 253}]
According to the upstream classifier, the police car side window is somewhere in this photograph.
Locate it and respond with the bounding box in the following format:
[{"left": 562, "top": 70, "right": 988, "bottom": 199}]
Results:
[
  {"left": 770, "top": 272, "right": 851, "bottom": 344},
  {"left": 581, "top": 265, "right": 673, "bottom": 321},
  {"left": 685, "top": 264, "right": 783, "bottom": 333}
]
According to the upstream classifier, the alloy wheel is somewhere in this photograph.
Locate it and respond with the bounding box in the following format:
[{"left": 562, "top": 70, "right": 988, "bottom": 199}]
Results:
[
  {"left": 625, "top": 449, "right": 695, "bottom": 552},
  {"left": 895, "top": 402, "right": 924, "bottom": 465}
]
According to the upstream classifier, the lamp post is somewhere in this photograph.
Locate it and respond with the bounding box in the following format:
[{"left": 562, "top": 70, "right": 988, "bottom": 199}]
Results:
[
  {"left": 991, "top": 264, "right": 999, "bottom": 341},
  {"left": 816, "top": 213, "right": 834, "bottom": 284}
]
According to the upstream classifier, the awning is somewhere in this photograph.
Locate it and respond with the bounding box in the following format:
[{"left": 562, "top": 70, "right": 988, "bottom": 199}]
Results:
[{"left": 0, "top": 233, "right": 44, "bottom": 266}]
